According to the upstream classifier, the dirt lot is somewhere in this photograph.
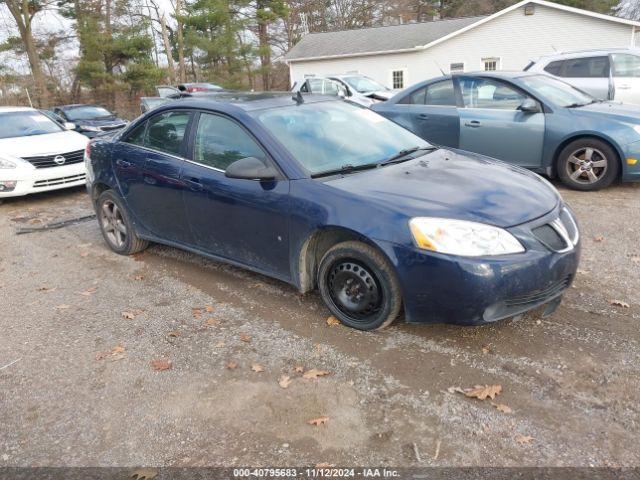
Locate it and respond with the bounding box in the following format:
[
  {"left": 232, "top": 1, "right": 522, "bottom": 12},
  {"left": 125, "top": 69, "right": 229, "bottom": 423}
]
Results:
[{"left": 0, "top": 182, "right": 639, "bottom": 468}]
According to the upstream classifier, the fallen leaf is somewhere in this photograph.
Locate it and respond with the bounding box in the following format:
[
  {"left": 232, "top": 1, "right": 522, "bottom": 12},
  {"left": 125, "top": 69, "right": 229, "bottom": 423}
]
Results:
[
  {"left": 251, "top": 363, "right": 265, "bottom": 373},
  {"left": 112, "top": 345, "right": 125, "bottom": 354},
  {"left": 515, "top": 434, "right": 534, "bottom": 445},
  {"left": 294, "top": 365, "right": 304, "bottom": 373},
  {"left": 326, "top": 316, "right": 340, "bottom": 327},
  {"left": 151, "top": 359, "right": 172, "bottom": 371},
  {"left": 215, "top": 341, "right": 225, "bottom": 348},
  {"left": 96, "top": 345, "right": 125, "bottom": 360},
  {"left": 303, "top": 368, "right": 330, "bottom": 380},
  {"left": 447, "top": 386, "right": 465, "bottom": 394},
  {"left": 308, "top": 416, "right": 329, "bottom": 426},
  {"left": 240, "top": 333, "right": 251, "bottom": 343},
  {"left": 122, "top": 311, "right": 136, "bottom": 320},
  {"left": 134, "top": 275, "right": 145, "bottom": 281},
  {"left": 631, "top": 255, "right": 640, "bottom": 264},
  {"left": 464, "top": 385, "right": 502, "bottom": 401},
  {"left": 609, "top": 299, "right": 630, "bottom": 308},
  {"left": 37, "top": 286, "right": 56, "bottom": 292},
  {"left": 167, "top": 331, "right": 181, "bottom": 338},
  {"left": 131, "top": 468, "right": 158, "bottom": 480},
  {"left": 278, "top": 375, "right": 292, "bottom": 389},
  {"left": 80, "top": 287, "right": 98, "bottom": 296},
  {"left": 492, "top": 403, "right": 513, "bottom": 414},
  {"left": 192, "top": 308, "right": 203, "bottom": 319},
  {"left": 481, "top": 345, "right": 491, "bottom": 355},
  {"left": 226, "top": 361, "right": 238, "bottom": 370},
  {"left": 79, "top": 251, "right": 89, "bottom": 258},
  {"left": 205, "top": 318, "right": 220, "bottom": 327},
  {"left": 205, "top": 305, "right": 215, "bottom": 312},
  {"left": 55, "top": 304, "right": 70, "bottom": 310},
  {"left": 593, "top": 236, "right": 604, "bottom": 243}
]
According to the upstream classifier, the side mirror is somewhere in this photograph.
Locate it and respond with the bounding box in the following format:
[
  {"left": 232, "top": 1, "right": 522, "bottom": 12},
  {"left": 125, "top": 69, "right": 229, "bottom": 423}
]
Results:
[
  {"left": 64, "top": 122, "right": 76, "bottom": 130},
  {"left": 518, "top": 98, "right": 541, "bottom": 113},
  {"left": 225, "top": 157, "right": 278, "bottom": 181}
]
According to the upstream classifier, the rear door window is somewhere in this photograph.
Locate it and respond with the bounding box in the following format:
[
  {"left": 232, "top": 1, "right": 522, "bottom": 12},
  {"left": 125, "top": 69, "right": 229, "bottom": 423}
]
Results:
[
  {"left": 563, "top": 56, "right": 610, "bottom": 78},
  {"left": 544, "top": 60, "right": 564, "bottom": 76},
  {"left": 612, "top": 53, "right": 640, "bottom": 77}
]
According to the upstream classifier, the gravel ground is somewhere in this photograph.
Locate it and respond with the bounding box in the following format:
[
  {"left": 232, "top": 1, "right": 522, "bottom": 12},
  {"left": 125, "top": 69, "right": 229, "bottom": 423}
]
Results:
[{"left": 0, "top": 182, "right": 639, "bottom": 467}]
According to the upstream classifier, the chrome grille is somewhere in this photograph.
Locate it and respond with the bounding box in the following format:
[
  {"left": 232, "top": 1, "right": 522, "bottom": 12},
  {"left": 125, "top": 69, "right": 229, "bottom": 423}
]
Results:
[
  {"left": 532, "top": 208, "right": 579, "bottom": 253},
  {"left": 33, "top": 173, "right": 86, "bottom": 188},
  {"left": 21, "top": 150, "right": 84, "bottom": 169}
]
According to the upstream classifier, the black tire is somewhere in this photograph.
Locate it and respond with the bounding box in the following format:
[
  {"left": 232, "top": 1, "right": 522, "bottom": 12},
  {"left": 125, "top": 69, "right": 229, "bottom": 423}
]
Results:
[
  {"left": 96, "top": 190, "right": 148, "bottom": 255},
  {"left": 557, "top": 138, "right": 619, "bottom": 191},
  {"left": 317, "top": 241, "right": 402, "bottom": 331}
]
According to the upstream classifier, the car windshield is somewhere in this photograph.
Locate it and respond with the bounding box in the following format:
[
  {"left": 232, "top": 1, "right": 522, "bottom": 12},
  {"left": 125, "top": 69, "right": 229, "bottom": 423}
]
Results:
[
  {"left": 253, "top": 101, "right": 431, "bottom": 175},
  {"left": 341, "top": 76, "right": 387, "bottom": 93},
  {"left": 64, "top": 106, "right": 113, "bottom": 121},
  {"left": 0, "top": 111, "right": 63, "bottom": 139},
  {"left": 519, "top": 75, "right": 595, "bottom": 107}
]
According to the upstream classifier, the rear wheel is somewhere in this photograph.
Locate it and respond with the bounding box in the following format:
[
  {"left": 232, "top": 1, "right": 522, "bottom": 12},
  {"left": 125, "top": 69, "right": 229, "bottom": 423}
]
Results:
[
  {"left": 557, "top": 139, "right": 619, "bottom": 191},
  {"left": 96, "top": 190, "right": 148, "bottom": 255},
  {"left": 317, "top": 241, "right": 402, "bottom": 331}
]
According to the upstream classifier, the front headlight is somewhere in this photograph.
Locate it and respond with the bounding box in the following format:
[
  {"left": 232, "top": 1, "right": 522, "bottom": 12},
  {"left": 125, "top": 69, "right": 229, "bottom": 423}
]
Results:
[
  {"left": 409, "top": 217, "right": 525, "bottom": 257},
  {"left": 79, "top": 125, "right": 102, "bottom": 132},
  {"left": 0, "top": 157, "right": 17, "bottom": 169}
]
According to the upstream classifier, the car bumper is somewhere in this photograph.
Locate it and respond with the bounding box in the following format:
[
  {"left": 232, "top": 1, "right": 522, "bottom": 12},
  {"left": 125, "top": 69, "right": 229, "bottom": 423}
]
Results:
[
  {"left": 0, "top": 162, "right": 86, "bottom": 197},
  {"left": 376, "top": 207, "right": 580, "bottom": 326},
  {"left": 622, "top": 141, "right": 640, "bottom": 182}
]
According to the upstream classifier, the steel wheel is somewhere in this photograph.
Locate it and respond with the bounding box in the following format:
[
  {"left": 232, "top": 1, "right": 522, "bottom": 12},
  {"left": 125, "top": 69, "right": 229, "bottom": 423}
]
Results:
[
  {"left": 327, "top": 260, "right": 382, "bottom": 322},
  {"left": 100, "top": 200, "right": 127, "bottom": 249},
  {"left": 565, "top": 147, "right": 608, "bottom": 185}
]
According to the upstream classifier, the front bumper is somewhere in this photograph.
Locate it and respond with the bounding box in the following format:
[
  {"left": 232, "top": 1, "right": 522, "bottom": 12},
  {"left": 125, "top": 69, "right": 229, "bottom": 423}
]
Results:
[
  {"left": 0, "top": 162, "right": 86, "bottom": 197},
  {"left": 377, "top": 206, "right": 580, "bottom": 326},
  {"left": 622, "top": 141, "right": 640, "bottom": 182}
]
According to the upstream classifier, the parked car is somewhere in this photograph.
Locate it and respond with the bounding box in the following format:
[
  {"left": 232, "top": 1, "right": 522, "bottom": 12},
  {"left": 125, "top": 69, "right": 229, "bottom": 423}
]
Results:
[
  {"left": 292, "top": 76, "right": 379, "bottom": 107},
  {"left": 0, "top": 107, "right": 88, "bottom": 197},
  {"left": 52, "top": 104, "right": 128, "bottom": 138},
  {"left": 372, "top": 71, "right": 640, "bottom": 191},
  {"left": 329, "top": 74, "right": 397, "bottom": 101},
  {"left": 525, "top": 48, "right": 640, "bottom": 105},
  {"left": 86, "top": 94, "right": 579, "bottom": 331}
]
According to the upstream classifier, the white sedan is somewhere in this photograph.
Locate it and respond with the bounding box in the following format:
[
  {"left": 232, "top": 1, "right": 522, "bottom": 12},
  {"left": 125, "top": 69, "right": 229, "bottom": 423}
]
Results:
[{"left": 0, "top": 106, "right": 89, "bottom": 198}]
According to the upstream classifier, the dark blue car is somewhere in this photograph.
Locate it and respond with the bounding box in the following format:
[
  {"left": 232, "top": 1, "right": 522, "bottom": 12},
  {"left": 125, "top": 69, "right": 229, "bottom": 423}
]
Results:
[
  {"left": 53, "top": 104, "right": 128, "bottom": 138},
  {"left": 372, "top": 72, "right": 640, "bottom": 191},
  {"left": 86, "top": 94, "right": 580, "bottom": 331}
]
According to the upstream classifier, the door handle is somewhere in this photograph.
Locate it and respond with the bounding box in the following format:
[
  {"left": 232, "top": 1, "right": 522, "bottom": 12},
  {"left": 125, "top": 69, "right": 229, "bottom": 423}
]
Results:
[
  {"left": 418, "top": 113, "right": 430, "bottom": 120},
  {"left": 618, "top": 84, "right": 631, "bottom": 90},
  {"left": 464, "top": 120, "right": 482, "bottom": 128},
  {"left": 116, "top": 159, "right": 132, "bottom": 168},
  {"left": 185, "top": 177, "right": 203, "bottom": 192}
]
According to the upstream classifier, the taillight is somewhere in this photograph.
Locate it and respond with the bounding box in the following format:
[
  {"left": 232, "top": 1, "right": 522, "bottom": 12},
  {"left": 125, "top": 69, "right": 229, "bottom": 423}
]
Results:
[{"left": 85, "top": 141, "right": 91, "bottom": 159}]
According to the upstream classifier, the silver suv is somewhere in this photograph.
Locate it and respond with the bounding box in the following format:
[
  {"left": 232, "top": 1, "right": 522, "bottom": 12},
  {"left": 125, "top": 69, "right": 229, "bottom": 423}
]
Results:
[{"left": 525, "top": 48, "right": 640, "bottom": 105}]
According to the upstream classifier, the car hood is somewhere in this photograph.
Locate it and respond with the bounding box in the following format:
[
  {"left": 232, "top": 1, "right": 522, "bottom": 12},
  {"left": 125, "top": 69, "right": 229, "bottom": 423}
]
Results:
[
  {"left": 74, "top": 117, "right": 127, "bottom": 127},
  {"left": 324, "top": 148, "right": 559, "bottom": 228},
  {"left": 569, "top": 101, "right": 640, "bottom": 122},
  {"left": 0, "top": 131, "right": 88, "bottom": 158}
]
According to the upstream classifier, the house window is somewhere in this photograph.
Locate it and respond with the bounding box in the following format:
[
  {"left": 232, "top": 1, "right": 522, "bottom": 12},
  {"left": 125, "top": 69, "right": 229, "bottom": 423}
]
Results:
[
  {"left": 392, "top": 70, "right": 405, "bottom": 89},
  {"left": 450, "top": 62, "right": 464, "bottom": 73},
  {"left": 483, "top": 57, "right": 500, "bottom": 71}
]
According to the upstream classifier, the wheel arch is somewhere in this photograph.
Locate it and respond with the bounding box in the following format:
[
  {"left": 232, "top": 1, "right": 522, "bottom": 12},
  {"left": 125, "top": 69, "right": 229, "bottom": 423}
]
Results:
[
  {"left": 552, "top": 134, "right": 623, "bottom": 178},
  {"left": 91, "top": 182, "right": 112, "bottom": 205},
  {"left": 295, "top": 226, "right": 391, "bottom": 294}
]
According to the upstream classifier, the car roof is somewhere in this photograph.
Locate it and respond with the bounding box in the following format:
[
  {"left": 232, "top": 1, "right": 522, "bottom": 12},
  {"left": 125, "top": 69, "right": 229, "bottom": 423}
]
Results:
[
  {"left": 532, "top": 47, "right": 640, "bottom": 62},
  {"left": 56, "top": 104, "right": 104, "bottom": 110},
  {"left": 0, "top": 106, "right": 37, "bottom": 113},
  {"left": 163, "top": 92, "right": 336, "bottom": 112}
]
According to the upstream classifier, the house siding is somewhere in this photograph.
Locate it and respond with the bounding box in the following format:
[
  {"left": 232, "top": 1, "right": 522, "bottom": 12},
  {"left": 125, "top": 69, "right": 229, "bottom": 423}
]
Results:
[{"left": 288, "top": 4, "right": 634, "bottom": 89}]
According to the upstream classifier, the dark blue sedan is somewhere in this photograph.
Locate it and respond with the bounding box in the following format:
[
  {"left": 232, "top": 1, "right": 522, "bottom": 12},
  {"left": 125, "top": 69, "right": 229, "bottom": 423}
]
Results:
[
  {"left": 86, "top": 94, "right": 580, "bottom": 331},
  {"left": 372, "top": 72, "right": 640, "bottom": 191}
]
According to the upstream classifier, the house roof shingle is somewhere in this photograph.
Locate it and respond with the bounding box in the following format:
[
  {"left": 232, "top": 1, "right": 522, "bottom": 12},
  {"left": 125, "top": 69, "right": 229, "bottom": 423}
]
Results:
[{"left": 284, "top": 15, "right": 487, "bottom": 61}]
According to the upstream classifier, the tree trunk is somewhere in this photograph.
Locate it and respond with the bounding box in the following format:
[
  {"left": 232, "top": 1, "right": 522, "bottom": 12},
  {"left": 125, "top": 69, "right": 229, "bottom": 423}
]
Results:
[
  {"left": 257, "top": 1, "right": 271, "bottom": 91},
  {"left": 160, "top": 14, "right": 176, "bottom": 84},
  {"left": 5, "top": 0, "right": 49, "bottom": 107},
  {"left": 175, "top": 0, "right": 187, "bottom": 83}
]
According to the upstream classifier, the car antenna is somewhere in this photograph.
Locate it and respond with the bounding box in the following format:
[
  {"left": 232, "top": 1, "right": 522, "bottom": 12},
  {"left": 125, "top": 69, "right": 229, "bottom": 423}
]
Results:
[
  {"left": 434, "top": 60, "right": 446, "bottom": 76},
  {"left": 293, "top": 90, "right": 304, "bottom": 105}
]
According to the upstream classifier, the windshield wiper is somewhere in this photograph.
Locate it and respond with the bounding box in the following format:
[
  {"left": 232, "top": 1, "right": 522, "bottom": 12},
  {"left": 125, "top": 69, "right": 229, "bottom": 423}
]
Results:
[
  {"left": 311, "top": 163, "right": 379, "bottom": 178},
  {"left": 377, "top": 146, "right": 437, "bottom": 166},
  {"left": 566, "top": 100, "right": 597, "bottom": 108}
]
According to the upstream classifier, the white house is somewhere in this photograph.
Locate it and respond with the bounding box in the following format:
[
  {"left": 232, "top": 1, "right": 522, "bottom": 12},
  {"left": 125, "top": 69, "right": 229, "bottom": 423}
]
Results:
[{"left": 284, "top": 0, "right": 640, "bottom": 90}]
